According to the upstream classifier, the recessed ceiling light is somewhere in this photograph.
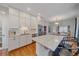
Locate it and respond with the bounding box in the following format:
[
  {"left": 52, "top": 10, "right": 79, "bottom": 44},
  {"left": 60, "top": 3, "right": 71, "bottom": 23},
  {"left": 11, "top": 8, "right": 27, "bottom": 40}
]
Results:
[
  {"left": 0, "top": 11, "right": 6, "bottom": 14},
  {"left": 38, "top": 13, "right": 41, "bottom": 16},
  {"left": 26, "top": 7, "right": 31, "bottom": 11},
  {"left": 54, "top": 22, "right": 59, "bottom": 25}
]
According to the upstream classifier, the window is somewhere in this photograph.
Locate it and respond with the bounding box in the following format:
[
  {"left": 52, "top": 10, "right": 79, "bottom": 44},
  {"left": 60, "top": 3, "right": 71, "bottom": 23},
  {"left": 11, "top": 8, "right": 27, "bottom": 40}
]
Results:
[{"left": 59, "top": 26, "right": 68, "bottom": 33}]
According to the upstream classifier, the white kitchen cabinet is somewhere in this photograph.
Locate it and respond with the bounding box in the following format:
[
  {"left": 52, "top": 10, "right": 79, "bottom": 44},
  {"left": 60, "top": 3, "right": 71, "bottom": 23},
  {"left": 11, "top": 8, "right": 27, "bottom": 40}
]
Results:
[
  {"left": 19, "top": 12, "right": 26, "bottom": 27},
  {"left": 19, "top": 35, "right": 26, "bottom": 47},
  {"left": 8, "top": 37, "right": 19, "bottom": 51},
  {"left": 25, "top": 35, "right": 32, "bottom": 45},
  {"left": 25, "top": 14, "right": 31, "bottom": 28},
  {"left": 8, "top": 35, "right": 32, "bottom": 51},
  {"left": 31, "top": 16, "right": 37, "bottom": 28},
  {"left": 19, "top": 35, "right": 32, "bottom": 47},
  {"left": 30, "top": 16, "right": 38, "bottom": 34},
  {"left": 19, "top": 12, "right": 31, "bottom": 29},
  {"left": 19, "top": 16, "right": 25, "bottom": 27},
  {"left": 9, "top": 15, "right": 19, "bottom": 28},
  {"left": 9, "top": 8, "right": 19, "bottom": 15},
  {"left": 8, "top": 8, "right": 19, "bottom": 28}
]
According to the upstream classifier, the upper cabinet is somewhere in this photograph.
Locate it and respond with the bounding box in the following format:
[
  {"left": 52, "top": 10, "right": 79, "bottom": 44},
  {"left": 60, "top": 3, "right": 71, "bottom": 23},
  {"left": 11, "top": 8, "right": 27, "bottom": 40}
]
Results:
[
  {"left": 19, "top": 11, "right": 26, "bottom": 27},
  {"left": 19, "top": 11, "right": 30, "bottom": 28},
  {"left": 25, "top": 14, "right": 31, "bottom": 29},
  {"left": 8, "top": 8, "right": 19, "bottom": 28},
  {"left": 30, "top": 16, "right": 38, "bottom": 34},
  {"left": 31, "top": 16, "right": 37, "bottom": 29},
  {"left": 8, "top": 8, "right": 31, "bottom": 29},
  {"left": 8, "top": 7, "right": 38, "bottom": 35}
]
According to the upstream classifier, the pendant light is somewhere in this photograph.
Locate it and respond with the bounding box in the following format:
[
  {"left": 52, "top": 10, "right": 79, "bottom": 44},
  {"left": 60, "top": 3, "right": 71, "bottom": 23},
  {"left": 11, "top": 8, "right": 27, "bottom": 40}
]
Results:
[
  {"left": 54, "top": 16, "right": 59, "bottom": 25},
  {"left": 37, "top": 13, "right": 41, "bottom": 22}
]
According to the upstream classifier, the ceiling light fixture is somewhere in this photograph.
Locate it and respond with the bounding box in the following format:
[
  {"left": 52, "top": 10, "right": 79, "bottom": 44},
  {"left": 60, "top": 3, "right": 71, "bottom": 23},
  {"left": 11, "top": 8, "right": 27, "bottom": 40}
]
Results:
[
  {"left": 37, "top": 13, "right": 42, "bottom": 21},
  {"left": 54, "top": 16, "right": 59, "bottom": 25},
  {"left": 26, "top": 7, "right": 31, "bottom": 11},
  {"left": 38, "top": 13, "right": 41, "bottom": 16},
  {"left": 55, "top": 22, "right": 59, "bottom": 25}
]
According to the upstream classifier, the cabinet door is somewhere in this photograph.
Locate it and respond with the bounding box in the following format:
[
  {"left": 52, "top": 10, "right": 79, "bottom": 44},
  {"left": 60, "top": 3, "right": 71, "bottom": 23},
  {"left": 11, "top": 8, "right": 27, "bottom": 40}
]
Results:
[
  {"left": 9, "top": 8, "right": 19, "bottom": 28},
  {"left": 26, "top": 35, "right": 32, "bottom": 45},
  {"left": 9, "top": 15, "right": 19, "bottom": 28},
  {"left": 31, "top": 16, "right": 37, "bottom": 28},
  {"left": 19, "top": 36, "right": 26, "bottom": 47},
  {"left": 19, "top": 16, "right": 26, "bottom": 27},
  {"left": 25, "top": 14, "right": 30, "bottom": 28},
  {"left": 19, "top": 35, "right": 32, "bottom": 47},
  {"left": 30, "top": 16, "right": 38, "bottom": 34},
  {"left": 8, "top": 38, "right": 18, "bottom": 51},
  {"left": 19, "top": 12, "right": 26, "bottom": 27}
]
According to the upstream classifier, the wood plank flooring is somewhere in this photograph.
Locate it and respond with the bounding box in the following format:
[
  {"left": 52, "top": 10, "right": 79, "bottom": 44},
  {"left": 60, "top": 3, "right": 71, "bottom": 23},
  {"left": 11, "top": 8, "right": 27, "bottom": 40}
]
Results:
[{"left": 8, "top": 42, "right": 36, "bottom": 56}]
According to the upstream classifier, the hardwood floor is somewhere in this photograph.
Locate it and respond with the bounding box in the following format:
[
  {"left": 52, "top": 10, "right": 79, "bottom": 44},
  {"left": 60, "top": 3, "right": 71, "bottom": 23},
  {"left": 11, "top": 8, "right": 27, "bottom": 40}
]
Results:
[{"left": 8, "top": 42, "right": 36, "bottom": 56}]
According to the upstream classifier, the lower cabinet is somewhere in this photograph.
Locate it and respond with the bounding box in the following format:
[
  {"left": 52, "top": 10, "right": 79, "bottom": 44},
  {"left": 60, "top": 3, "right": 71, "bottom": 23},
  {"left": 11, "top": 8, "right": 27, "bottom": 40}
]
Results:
[
  {"left": 8, "top": 38, "right": 19, "bottom": 51},
  {"left": 19, "top": 35, "right": 32, "bottom": 47},
  {"left": 36, "top": 43, "right": 50, "bottom": 56},
  {"left": 19, "top": 36, "right": 25, "bottom": 47},
  {"left": 8, "top": 35, "right": 32, "bottom": 51}
]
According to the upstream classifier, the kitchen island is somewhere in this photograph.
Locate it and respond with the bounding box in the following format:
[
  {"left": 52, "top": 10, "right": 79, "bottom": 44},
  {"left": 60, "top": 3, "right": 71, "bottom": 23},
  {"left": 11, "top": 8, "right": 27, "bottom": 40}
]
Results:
[{"left": 33, "top": 35, "right": 64, "bottom": 56}]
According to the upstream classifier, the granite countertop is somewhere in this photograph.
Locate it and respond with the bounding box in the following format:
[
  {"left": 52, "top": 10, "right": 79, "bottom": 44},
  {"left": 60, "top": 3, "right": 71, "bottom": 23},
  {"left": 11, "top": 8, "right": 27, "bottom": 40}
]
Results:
[{"left": 33, "top": 35, "right": 64, "bottom": 51}]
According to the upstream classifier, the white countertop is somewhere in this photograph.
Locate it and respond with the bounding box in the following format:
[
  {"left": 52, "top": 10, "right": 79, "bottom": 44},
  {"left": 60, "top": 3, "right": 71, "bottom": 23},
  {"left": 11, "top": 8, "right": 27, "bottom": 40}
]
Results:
[{"left": 33, "top": 35, "right": 64, "bottom": 51}]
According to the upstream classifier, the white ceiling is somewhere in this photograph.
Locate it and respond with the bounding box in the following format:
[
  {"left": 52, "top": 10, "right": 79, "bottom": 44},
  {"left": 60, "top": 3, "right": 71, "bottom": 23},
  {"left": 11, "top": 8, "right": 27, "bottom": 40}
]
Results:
[{"left": 0, "top": 3, "right": 78, "bottom": 22}]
